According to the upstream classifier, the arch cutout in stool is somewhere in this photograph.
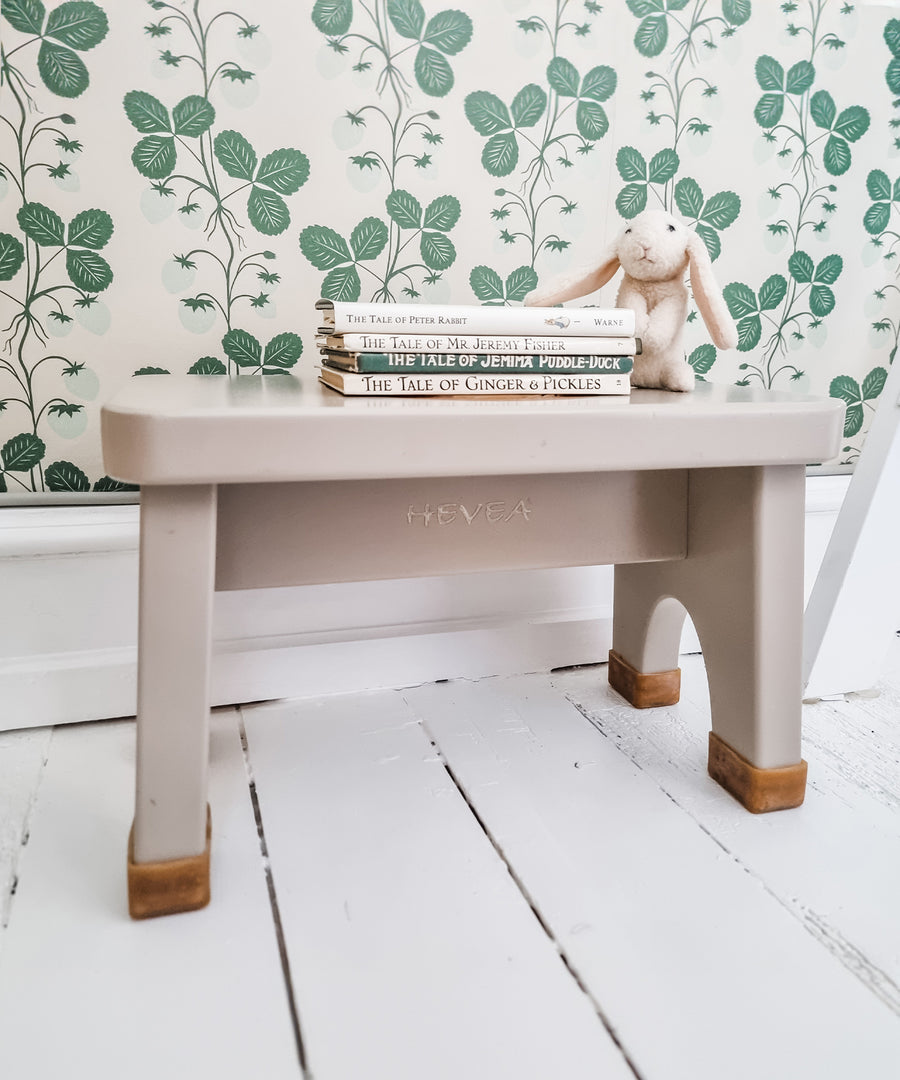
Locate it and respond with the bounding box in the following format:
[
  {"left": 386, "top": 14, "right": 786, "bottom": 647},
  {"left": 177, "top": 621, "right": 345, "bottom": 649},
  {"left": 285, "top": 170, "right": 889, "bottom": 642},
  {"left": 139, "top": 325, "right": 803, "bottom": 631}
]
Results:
[{"left": 608, "top": 487, "right": 810, "bottom": 819}]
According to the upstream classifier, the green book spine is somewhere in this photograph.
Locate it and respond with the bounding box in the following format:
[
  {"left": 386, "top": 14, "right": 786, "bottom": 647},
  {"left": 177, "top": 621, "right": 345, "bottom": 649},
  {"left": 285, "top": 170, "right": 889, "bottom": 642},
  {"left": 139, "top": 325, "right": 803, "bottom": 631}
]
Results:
[{"left": 321, "top": 352, "right": 634, "bottom": 375}]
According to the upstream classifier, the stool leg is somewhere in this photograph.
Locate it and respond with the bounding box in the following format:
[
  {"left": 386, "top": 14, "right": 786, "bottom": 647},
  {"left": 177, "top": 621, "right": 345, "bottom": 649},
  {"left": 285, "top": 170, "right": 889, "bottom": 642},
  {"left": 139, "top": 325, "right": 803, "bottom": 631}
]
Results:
[
  {"left": 609, "top": 584, "right": 686, "bottom": 708},
  {"left": 610, "top": 466, "right": 808, "bottom": 812},
  {"left": 129, "top": 484, "right": 217, "bottom": 918}
]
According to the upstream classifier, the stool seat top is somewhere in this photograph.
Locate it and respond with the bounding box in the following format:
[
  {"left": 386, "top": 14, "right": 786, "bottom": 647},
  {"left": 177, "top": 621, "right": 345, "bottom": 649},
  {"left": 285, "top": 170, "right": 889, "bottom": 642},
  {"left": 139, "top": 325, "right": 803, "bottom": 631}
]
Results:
[{"left": 101, "top": 374, "right": 844, "bottom": 485}]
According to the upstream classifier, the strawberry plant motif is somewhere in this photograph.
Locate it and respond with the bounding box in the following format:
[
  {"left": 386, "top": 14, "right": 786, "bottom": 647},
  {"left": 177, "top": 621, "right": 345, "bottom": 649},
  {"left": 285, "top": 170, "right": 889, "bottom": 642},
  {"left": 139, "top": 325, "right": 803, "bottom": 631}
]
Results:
[
  {"left": 835, "top": 15, "right": 899, "bottom": 463},
  {"left": 0, "top": 0, "right": 119, "bottom": 491},
  {"left": 306, "top": 0, "right": 471, "bottom": 301},
  {"left": 627, "top": 0, "right": 750, "bottom": 59},
  {"left": 606, "top": 1, "right": 749, "bottom": 381},
  {"left": 314, "top": 0, "right": 472, "bottom": 99},
  {"left": 463, "top": 2, "right": 614, "bottom": 299},
  {"left": 729, "top": 1, "right": 867, "bottom": 389},
  {"left": 469, "top": 265, "right": 539, "bottom": 306},
  {"left": 830, "top": 368, "right": 887, "bottom": 440},
  {"left": 619, "top": 0, "right": 745, "bottom": 255},
  {"left": 123, "top": 1, "right": 310, "bottom": 374},
  {"left": 2, "top": 0, "right": 109, "bottom": 100},
  {"left": 221, "top": 329, "right": 304, "bottom": 374}
]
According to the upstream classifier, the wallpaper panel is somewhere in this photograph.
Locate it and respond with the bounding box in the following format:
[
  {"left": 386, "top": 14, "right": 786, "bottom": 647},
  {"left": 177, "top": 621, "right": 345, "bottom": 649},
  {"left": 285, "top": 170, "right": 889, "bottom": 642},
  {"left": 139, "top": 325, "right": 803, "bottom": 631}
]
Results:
[{"left": 0, "top": 0, "right": 897, "bottom": 495}]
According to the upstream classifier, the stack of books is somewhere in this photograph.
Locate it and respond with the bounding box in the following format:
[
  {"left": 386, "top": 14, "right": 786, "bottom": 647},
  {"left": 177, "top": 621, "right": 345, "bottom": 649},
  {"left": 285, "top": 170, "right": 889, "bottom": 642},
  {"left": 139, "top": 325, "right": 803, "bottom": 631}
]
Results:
[{"left": 315, "top": 299, "right": 639, "bottom": 398}]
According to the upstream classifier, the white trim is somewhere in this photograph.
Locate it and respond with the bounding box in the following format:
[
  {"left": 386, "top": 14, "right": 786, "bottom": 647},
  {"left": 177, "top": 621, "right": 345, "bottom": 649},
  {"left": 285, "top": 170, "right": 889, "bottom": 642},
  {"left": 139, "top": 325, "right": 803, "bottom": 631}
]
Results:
[
  {"left": 0, "top": 504, "right": 139, "bottom": 556},
  {"left": 804, "top": 361, "right": 900, "bottom": 698},
  {"left": 801, "top": 473, "right": 853, "bottom": 516},
  {"left": 0, "top": 474, "right": 852, "bottom": 730}
]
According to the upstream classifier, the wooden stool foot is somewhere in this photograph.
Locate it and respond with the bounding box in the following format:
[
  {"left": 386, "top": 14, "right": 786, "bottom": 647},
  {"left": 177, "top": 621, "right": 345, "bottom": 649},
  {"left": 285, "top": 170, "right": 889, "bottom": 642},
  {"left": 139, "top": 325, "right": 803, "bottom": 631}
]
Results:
[
  {"left": 128, "top": 807, "right": 211, "bottom": 919},
  {"left": 708, "top": 732, "right": 806, "bottom": 813},
  {"left": 608, "top": 649, "right": 681, "bottom": 708}
]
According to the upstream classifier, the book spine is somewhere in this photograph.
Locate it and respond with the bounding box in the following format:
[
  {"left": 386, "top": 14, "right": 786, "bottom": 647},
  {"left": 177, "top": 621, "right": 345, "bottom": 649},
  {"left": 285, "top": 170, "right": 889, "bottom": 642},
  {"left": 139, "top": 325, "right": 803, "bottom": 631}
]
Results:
[
  {"left": 318, "top": 333, "right": 639, "bottom": 356},
  {"left": 321, "top": 301, "right": 635, "bottom": 337},
  {"left": 323, "top": 353, "right": 633, "bottom": 374},
  {"left": 318, "top": 369, "right": 631, "bottom": 396}
]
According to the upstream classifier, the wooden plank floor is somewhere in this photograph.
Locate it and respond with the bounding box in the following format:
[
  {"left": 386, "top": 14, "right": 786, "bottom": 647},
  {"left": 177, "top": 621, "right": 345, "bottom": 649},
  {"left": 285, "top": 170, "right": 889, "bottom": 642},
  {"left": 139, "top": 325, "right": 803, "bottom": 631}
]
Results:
[{"left": 1, "top": 641, "right": 899, "bottom": 1079}]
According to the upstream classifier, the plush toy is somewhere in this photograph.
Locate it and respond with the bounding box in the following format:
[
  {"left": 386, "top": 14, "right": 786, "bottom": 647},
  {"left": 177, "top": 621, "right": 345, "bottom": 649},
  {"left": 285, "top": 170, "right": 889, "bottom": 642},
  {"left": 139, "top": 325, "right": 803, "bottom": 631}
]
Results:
[{"left": 525, "top": 209, "right": 738, "bottom": 392}]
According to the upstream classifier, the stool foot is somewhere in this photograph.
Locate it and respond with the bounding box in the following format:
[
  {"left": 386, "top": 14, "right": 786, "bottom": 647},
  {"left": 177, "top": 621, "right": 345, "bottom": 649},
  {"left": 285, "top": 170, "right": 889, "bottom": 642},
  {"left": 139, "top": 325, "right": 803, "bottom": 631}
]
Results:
[
  {"left": 608, "top": 649, "right": 681, "bottom": 708},
  {"left": 708, "top": 732, "right": 807, "bottom": 813},
  {"left": 128, "top": 806, "right": 211, "bottom": 919}
]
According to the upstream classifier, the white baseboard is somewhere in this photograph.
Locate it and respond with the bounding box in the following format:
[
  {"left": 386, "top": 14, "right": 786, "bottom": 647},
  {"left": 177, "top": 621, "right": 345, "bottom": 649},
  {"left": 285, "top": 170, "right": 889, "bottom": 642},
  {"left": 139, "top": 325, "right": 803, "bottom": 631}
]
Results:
[{"left": 0, "top": 475, "right": 851, "bottom": 731}]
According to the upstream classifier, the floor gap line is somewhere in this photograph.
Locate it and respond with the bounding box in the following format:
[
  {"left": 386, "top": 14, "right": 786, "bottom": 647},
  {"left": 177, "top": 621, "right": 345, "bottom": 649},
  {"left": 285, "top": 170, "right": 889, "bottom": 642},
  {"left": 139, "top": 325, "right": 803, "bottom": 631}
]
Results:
[
  {"left": 565, "top": 692, "right": 900, "bottom": 1019},
  {"left": 1, "top": 728, "right": 52, "bottom": 934},
  {"left": 423, "top": 724, "right": 645, "bottom": 1080},
  {"left": 238, "top": 711, "right": 311, "bottom": 1078}
]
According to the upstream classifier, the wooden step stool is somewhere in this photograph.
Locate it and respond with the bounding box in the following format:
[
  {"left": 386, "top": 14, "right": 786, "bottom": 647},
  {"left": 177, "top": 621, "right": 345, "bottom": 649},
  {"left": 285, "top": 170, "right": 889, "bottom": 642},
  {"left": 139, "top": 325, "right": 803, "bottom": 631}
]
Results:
[{"left": 101, "top": 376, "right": 843, "bottom": 918}]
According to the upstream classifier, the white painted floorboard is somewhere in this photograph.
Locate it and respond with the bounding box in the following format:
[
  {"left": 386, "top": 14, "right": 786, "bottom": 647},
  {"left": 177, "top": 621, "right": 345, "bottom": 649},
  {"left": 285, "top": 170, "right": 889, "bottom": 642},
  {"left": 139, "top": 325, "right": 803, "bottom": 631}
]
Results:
[
  {"left": 1, "top": 642, "right": 898, "bottom": 1079},
  {"left": 556, "top": 648, "right": 900, "bottom": 1019},
  {"left": 0, "top": 711, "right": 299, "bottom": 1080},
  {"left": 0, "top": 727, "right": 51, "bottom": 937},
  {"left": 405, "top": 673, "right": 900, "bottom": 1079},
  {"left": 242, "top": 692, "right": 635, "bottom": 1080}
]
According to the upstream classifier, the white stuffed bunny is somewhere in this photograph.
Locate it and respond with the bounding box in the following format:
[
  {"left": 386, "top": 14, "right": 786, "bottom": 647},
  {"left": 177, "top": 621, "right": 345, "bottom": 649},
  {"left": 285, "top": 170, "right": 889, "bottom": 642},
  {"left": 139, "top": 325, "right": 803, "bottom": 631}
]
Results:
[{"left": 525, "top": 209, "right": 738, "bottom": 392}]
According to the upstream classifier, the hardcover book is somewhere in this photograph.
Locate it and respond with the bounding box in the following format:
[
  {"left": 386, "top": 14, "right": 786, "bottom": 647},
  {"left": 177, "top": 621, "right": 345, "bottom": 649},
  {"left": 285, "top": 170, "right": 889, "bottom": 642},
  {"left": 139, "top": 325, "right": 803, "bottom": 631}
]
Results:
[
  {"left": 316, "top": 332, "right": 641, "bottom": 356},
  {"left": 318, "top": 366, "right": 631, "bottom": 397},
  {"left": 315, "top": 299, "right": 636, "bottom": 338},
  {"left": 320, "top": 352, "right": 634, "bottom": 375}
]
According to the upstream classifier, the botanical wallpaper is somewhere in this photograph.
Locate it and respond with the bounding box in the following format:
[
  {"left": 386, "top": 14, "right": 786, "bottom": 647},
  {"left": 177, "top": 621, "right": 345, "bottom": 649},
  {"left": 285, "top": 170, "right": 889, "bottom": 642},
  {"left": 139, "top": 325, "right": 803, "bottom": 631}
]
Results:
[{"left": 0, "top": 0, "right": 897, "bottom": 494}]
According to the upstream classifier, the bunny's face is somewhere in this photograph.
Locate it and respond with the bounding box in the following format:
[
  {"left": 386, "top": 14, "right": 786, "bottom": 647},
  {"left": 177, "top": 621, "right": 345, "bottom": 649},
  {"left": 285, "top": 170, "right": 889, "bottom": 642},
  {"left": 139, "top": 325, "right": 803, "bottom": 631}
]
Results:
[{"left": 616, "top": 210, "right": 692, "bottom": 283}]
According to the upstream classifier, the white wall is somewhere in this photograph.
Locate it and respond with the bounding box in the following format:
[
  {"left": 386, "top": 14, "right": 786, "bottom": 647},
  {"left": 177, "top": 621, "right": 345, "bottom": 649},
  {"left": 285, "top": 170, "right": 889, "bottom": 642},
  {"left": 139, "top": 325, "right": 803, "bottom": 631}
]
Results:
[
  {"left": 2, "top": 3, "right": 897, "bottom": 493},
  {"left": 0, "top": 474, "right": 853, "bottom": 731}
]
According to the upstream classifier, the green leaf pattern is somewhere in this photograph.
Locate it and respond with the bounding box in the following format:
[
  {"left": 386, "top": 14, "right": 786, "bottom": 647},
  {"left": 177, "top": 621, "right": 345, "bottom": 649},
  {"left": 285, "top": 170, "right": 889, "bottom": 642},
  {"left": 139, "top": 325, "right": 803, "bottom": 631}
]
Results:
[
  {"left": 112, "top": 4, "right": 311, "bottom": 385},
  {"left": 0, "top": 0, "right": 895, "bottom": 487},
  {"left": 213, "top": 129, "right": 258, "bottom": 180},
  {"left": 302, "top": 1, "right": 471, "bottom": 301},
  {"left": 173, "top": 95, "right": 216, "bottom": 138},
  {"left": 386, "top": 190, "right": 423, "bottom": 229},
  {"left": 222, "top": 328, "right": 303, "bottom": 373},
  {"left": 312, "top": 0, "right": 352, "bottom": 36},
  {"left": 0, "top": 0, "right": 119, "bottom": 490},
  {"left": 464, "top": 11, "right": 616, "bottom": 288},
  {"left": 44, "top": 459, "right": 90, "bottom": 491},
  {"left": 17, "top": 202, "right": 66, "bottom": 246},
  {"left": 247, "top": 186, "right": 290, "bottom": 235},
  {"left": 3, "top": 0, "right": 47, "bottom": 35},
  {"left": 0, "top": 234, "right": 27, "bottom": 281},
  {"left": 45, "top": 2, "right": 108, "bottom": 49},
  {"left": 469, "top": 264, "right": 537, "bottom": 304},
  {"left": 132, "top": 134, "right": 176, "bottom": 179},
  {"left": 123, "top": 90, "right": 171, "bottom": 133},
  {"left": 37, "top": 39, "right": 89, "bottom": 97}
]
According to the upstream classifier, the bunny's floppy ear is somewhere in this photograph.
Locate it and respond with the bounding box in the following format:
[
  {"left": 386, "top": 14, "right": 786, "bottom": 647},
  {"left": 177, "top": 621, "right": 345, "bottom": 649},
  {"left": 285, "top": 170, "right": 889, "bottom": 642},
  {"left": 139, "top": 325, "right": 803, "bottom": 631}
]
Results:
[
  {"left": 686, "top": 231, "right": 738, "bottom": 350},
  {"left": 524, "top": 249, "right": 621, "bottom": 307}
]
